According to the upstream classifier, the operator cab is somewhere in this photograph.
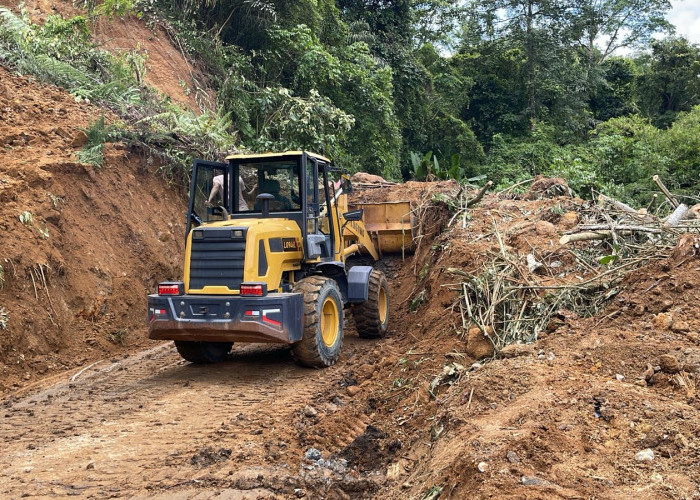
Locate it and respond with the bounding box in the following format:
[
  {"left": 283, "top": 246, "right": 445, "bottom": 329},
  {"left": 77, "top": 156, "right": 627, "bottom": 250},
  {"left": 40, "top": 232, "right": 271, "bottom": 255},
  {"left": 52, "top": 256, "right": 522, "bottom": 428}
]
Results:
[{"left": 187, "top": 151, "right": 343, "bottom": 262}]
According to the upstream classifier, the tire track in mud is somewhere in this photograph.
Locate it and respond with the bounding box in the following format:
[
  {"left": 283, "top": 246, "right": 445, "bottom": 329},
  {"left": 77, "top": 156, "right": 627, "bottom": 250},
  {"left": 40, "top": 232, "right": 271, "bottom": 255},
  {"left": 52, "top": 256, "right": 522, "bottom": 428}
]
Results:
[{"left": 0, "top": 340, "right": 366, "bottom": 498}]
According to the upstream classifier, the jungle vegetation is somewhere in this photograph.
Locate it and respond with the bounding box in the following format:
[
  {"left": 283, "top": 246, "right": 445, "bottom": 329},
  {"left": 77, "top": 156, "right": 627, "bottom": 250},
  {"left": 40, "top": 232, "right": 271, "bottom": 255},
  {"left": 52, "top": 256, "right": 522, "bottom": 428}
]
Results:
[{"left": 1, "top": 0, "right": 699, "bottom": 204}]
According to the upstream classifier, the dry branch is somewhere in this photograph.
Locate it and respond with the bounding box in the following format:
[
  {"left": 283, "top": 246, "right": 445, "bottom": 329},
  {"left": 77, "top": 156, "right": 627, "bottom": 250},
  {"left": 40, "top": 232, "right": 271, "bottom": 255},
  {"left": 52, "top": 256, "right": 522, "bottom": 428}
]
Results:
[
  {"left": 653, "top": 175, "right": 680, "bottom": 208},
  {"left": 559, "top": 231, "right": 612, "bottom": 244},
  {"left": 496, "top": 178, "right": 534, "bottom": 196},
  {"left": 466, "top": 181, "right": 493, "bottom": 207},
  {"left": 597, "top": 194, "right": 654, "bottom": 222}
]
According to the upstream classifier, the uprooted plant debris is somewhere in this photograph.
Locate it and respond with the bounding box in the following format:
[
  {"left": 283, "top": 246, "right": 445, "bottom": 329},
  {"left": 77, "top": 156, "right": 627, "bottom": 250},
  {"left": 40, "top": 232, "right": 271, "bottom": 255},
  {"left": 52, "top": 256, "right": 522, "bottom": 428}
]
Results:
[{"left": 397, "top": 174, "right": 700, "bottom": 355}]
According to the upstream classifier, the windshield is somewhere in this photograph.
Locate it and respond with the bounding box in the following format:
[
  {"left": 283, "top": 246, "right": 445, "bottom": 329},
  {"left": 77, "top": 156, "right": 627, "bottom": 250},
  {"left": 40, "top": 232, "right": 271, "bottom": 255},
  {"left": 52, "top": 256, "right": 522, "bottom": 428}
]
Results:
[{"left": 235, "top": 159, "right": 301, "bottom": 213}]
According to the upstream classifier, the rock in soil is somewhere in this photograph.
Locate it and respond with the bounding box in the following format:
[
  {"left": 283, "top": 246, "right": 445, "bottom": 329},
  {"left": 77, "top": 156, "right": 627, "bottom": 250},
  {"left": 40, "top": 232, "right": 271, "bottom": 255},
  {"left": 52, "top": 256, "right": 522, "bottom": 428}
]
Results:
[
  {"left": 652, "top": 313, "right": 673, "bottom": 330},
  {"left": 635, "top": 449, "right": 655, "bottom": 462},
  {"left": 304, "top": 448, "right": 322, "bottom": 462},
  {"left": 303, "top": 405, "right": 318, "bottom": 417},
  {"left": 190, "top": 447, "right": 232, "bottom": 467},
  {"left": 521, "top": 476, "right": 555, "bottom": 487},
  {"left": 499, "top": 344, "right": 532, "bottom": 358},
  {"left": 659, "top": 354, "right": 681, "bottom": 374}
]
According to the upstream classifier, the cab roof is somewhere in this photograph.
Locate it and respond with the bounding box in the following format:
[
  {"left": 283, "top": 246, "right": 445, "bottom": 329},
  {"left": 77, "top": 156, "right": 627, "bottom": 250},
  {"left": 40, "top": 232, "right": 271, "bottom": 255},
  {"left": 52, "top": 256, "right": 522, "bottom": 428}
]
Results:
[{"left": 225, "top": 151, "right": 331, "bottom": 163}]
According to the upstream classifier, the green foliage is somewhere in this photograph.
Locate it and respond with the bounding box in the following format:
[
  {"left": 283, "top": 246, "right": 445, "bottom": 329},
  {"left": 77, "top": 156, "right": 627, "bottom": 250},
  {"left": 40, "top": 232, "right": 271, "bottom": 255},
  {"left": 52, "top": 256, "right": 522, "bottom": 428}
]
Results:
[
  {"left": 482, "top": 125, "right": 601, "bottom": 196},
  {"left": 0, "top": 8, "right": 143, "bottom": 110},
  {"left": 3, "top": 0, "right": 698, "bottom": 205},
  {"left": 411, "top": 151, "right": 465, "bottom": 181},
  {"left": 589, "top": 57, "right": 638, "bottom": 122},
  {"left": 77, "top": 115, "right": 112, "bottom": 167},
  {"left": 252, "top": 88, "right": 354, "bottom": 155},
  {"left": 93, "top": 0, "right": 140, "bottom": 19},
  {"left": 636, "top": 37, "right": 700, "bottom": 128}
]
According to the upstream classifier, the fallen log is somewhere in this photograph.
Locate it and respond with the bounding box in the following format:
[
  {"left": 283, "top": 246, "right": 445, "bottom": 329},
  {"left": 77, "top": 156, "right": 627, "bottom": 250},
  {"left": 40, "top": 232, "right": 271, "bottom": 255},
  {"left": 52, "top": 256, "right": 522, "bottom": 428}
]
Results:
[
  {"left": 663, "top": 203, "right": 689, "bottom": 228},
  {"left": 559, "top": 226, "right": 664, "bottom": 245}
]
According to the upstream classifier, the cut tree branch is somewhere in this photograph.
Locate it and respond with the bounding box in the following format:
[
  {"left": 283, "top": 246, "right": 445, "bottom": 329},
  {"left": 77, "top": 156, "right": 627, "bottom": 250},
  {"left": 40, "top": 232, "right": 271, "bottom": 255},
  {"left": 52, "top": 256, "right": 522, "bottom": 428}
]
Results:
[{"left": 653, "top": 175, "right": 680, "bottom": 208}]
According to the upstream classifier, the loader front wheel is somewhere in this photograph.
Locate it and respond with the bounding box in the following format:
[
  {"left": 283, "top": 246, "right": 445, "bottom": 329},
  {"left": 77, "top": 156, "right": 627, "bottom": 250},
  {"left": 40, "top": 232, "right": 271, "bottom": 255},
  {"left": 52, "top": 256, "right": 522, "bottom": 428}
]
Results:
[
  {"left": 174, "top": 341, "right": 233, "bottom": 364},
  {"left": 354, "top": 269, "right": 389, "bottom": 339},
  {"left": 292, "top": 276, "right": 343, "bottom": 368}
]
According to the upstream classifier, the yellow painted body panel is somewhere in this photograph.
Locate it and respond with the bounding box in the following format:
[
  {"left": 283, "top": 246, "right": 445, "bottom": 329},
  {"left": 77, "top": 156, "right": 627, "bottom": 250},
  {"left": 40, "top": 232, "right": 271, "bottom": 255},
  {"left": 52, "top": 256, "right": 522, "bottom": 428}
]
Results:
[{"left": 184, "top": 218, "right": 303, "bottom": 294}]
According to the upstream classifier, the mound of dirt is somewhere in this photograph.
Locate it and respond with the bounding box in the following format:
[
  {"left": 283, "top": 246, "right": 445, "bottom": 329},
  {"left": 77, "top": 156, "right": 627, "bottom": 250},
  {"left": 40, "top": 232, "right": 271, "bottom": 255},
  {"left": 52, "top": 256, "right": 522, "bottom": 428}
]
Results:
[
  {"left": 526, "top": 174, "right": 572, "bottom": 199},
  {"left": 0, "top": 66, "right": 186, "bottom": 392},
  {"left": 315, "top": 181, "right": 700, "bottom": 499}
]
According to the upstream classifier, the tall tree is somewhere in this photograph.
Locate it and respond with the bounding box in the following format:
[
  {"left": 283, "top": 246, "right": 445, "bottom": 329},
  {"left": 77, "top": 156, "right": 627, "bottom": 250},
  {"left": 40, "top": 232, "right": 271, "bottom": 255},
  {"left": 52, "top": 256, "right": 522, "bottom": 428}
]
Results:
[
  {"left": 468, "top": 0, "right": 574, "bottom": 126},
  {"left": 637, "top": 37, "right": 700, "bottom": 128},
  {"left": 570, "top": 0, "right": 672, "bottom": 70}
]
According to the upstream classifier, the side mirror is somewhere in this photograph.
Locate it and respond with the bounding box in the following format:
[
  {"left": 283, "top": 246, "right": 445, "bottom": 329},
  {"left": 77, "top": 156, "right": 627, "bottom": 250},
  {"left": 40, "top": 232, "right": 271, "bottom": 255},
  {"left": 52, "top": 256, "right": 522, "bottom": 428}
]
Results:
[
  {"left": 341, "top": 175, "right": 352, "bottom": 194},
  {"left": 343, "top": 209, "right": 363, "bottom": 222}
]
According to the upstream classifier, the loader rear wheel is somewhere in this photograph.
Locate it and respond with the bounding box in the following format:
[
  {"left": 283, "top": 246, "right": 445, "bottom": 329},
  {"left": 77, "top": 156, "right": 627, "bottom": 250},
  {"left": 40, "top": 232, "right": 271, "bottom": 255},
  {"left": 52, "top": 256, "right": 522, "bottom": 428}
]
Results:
[
  {"left": 291, "top": 276, "right": 343, "bottom": 368},
  {"left": 354, "top": 269, "right": 389, "bottom": 339},
  {"left": 174, "top": 341, "right": 233, "bottom": 364}
]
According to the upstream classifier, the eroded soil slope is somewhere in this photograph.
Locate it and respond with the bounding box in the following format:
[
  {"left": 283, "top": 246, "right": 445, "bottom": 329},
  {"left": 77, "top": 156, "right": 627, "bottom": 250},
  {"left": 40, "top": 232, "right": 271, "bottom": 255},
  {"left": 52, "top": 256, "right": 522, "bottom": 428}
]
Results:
[{"left": 0, "top": 66, "right": 186, "bottom": 391}]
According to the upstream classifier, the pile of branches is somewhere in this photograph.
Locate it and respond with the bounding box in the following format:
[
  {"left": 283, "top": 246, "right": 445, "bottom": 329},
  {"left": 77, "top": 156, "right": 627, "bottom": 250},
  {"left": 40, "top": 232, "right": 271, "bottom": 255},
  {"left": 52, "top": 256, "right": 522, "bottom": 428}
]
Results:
[
  {"left": 456, "top": 175, "right": 699, "bottom": 351},
  {"left": 561, "top": 175, "right": 700, "bottom": 247},
  {"left": 455, "top": 228, "right": 631, "bottom": 350}
]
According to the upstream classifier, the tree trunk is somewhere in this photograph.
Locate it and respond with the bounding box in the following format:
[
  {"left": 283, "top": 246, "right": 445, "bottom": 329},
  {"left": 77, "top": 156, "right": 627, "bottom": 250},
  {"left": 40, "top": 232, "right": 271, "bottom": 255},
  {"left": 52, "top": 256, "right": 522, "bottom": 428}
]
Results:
[{"left": 526, "top": 0, "right": 537, "bottom": 127}]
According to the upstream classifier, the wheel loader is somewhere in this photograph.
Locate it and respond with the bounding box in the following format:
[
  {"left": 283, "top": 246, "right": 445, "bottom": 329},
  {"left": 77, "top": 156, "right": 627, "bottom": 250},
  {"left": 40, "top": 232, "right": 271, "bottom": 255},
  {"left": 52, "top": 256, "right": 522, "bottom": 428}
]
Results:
[{"left": 147, "top": 151, "right": 414, "bottom": 367}]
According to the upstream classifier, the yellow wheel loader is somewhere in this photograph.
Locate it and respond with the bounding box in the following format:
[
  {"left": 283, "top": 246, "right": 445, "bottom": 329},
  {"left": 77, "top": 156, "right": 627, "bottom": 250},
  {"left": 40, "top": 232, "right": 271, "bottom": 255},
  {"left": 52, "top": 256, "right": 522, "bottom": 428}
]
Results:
[{"left": 147, "top": 152, "right": 413, "bottom": 367}]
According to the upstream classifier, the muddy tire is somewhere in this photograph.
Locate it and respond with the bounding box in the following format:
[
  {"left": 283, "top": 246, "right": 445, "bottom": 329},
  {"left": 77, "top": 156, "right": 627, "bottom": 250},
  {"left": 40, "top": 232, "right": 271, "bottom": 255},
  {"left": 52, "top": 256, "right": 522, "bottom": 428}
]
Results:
[
  {"left": 174, "top": 341, "right": 233, "bottom": 364},
  {"left": 354, "top": 269, "right": 389, "bottom": 339},
  {"left": 291, "top": 276, "right": 344, "bottom": 368}
]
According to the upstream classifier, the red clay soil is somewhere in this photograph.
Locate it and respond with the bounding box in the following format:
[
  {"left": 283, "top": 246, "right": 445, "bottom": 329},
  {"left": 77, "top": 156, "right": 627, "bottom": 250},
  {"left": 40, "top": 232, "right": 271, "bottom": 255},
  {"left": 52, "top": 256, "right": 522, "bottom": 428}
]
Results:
[
  {"left": 0, "top": 66, "right": 186, "bottom": 392},
  {"left": 93, "top": 16, "right": 215, "bottom": 113},
  {"left": 0, "top": 0, "right": 212, "bottom": 113},
  {"left": 315, "top": 186, "right": 700, "bottom": 499}
]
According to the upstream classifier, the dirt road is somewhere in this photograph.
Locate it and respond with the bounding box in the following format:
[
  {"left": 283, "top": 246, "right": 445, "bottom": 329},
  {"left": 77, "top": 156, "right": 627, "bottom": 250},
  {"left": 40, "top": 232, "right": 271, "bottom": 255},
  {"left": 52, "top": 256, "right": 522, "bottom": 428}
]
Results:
[{"left": 0, "top": 337, "right": 384, "bottom": 498}]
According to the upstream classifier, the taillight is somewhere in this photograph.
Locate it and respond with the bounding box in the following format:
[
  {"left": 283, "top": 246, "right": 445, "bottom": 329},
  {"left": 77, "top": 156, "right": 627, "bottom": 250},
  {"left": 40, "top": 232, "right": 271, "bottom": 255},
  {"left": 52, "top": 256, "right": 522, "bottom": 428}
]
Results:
[
  {"left": 240, "top": 282, "right": 267, "bottom": 296},
  {"left": 240, "top": 284, "right": 263, "bottom": 296},
  {"left": 158, "top": 282, "right": 183, "bottom": 295}
]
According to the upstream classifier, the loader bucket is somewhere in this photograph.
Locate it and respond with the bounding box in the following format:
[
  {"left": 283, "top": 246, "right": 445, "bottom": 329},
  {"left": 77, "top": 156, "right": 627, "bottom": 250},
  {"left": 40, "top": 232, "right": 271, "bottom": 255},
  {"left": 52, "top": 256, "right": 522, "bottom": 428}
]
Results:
[{"left": 350, "top": 201, "right": 416, "bottom": 255}]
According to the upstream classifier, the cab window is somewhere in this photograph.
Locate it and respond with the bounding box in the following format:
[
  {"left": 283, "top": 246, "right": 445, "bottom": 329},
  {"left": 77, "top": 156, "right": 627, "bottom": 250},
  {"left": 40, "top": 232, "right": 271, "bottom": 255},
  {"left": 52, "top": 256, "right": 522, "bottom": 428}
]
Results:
[{"left": 234, "top": 160, "right": 301, "bottom": 212}]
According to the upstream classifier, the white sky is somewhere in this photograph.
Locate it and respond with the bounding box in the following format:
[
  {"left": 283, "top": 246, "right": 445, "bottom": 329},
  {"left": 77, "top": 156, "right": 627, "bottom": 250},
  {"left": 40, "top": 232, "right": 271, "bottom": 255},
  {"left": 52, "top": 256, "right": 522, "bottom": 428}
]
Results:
[{"left": 668, "top": 0, "right": 700, "bottom": 43}]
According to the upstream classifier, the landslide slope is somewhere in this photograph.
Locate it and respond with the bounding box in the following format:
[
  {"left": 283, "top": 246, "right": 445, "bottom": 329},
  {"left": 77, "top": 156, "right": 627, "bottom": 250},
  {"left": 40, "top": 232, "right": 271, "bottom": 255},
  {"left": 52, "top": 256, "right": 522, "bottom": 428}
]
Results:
[{"left": 0, "top": 66, "right": 186, "bottom": 391}]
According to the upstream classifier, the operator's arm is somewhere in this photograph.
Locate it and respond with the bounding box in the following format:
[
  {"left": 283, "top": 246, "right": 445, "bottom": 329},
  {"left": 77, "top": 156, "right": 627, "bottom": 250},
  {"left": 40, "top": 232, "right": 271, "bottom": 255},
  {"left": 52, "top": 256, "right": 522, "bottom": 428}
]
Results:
[{"left": 207, "top": 175, "right": 224, "bottom": 205}]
